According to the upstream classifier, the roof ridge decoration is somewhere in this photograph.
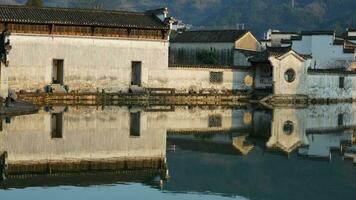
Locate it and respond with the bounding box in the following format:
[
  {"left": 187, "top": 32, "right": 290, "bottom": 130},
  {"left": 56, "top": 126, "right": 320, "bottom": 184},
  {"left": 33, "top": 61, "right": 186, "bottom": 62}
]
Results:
[{"left": 274, "top": 50, "right": 308, "bottom": 62}]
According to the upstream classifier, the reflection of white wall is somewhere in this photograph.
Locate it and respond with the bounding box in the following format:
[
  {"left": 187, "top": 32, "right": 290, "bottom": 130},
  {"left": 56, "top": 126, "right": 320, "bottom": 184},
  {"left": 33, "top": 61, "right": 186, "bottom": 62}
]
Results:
[
  {"left": 298, "top": 131, "right": 352, "bottom": 158},
  {"left": 0, "top": 107, "right": 166, "bottom": 163},
  {"left": 268, "top": 108, "right": 308, "bottom": 153},
  {"left": 0, "top": 107, "right": 254, "bottom": 163}
]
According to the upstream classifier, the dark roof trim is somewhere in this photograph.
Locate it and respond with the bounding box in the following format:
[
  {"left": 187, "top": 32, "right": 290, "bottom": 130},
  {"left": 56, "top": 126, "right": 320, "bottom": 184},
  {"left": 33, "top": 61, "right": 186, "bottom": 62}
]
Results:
[
  {"left": 281, "top": 39, "right": 292, "bottom": 44},
  {"left": 271, "top": 31, "right": 298, "bottom": 35},
  {"left": 333, "top": 38, "right": 345, "bottom": 45},
  {"left": 345, "top": 36, "right": 356, "bottom": 40},
  {"left": 300, "top": 30, "right": 335, "bottom": 35},
  {"left": 169, "top": 64, "right": 252, "bottom": 70},
  {"left": 0, "top": 5, "right": 169, "bottom": 30},
  {"left": 170, "top": 29, "right": 249, "bottom": 43},
  {"left": 344, "top": 48, "right": 355, "bottom": 54},
  {"left": 146, "top": 7, "right": 168, "bottom": 15},
  {"left": 308, "top": 69, "right": 356, "bottom": 75},
  {"left": 291, "top": 35, "right": 302, "bottom": 41}
]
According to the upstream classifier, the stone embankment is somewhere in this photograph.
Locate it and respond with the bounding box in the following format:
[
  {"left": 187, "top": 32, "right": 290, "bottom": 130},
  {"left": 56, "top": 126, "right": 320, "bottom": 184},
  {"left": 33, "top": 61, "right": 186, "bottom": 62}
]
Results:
[
  {"left": 0, "top": 101, "right": 38, "bottom": 116},
  {"left": 17, "top": 92, "right": 251, "bottom": 106}
]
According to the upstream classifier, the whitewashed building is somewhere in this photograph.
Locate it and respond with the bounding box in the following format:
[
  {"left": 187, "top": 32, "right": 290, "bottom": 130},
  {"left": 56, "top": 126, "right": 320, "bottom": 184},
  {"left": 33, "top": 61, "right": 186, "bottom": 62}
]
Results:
[
  {"left": 168, "top": 30, "right": 261, "bottom": 93},
  {"left": 252, "top": 29, "right": 356, "bottom": 100},
  {"left": 291, "top": 31, "right": 356, "bottom": 70},
  {"left": 0, "top": 5, "right": 171, "bottom": 96},
  {"left": 261, "top": 29, "right": 298, "bottom": 48}
]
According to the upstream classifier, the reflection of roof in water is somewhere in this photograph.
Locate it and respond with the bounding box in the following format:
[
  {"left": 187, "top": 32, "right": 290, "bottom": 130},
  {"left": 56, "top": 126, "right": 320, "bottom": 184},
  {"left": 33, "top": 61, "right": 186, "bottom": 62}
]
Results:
[
  {"left": 1, "top": 170, "right": 164, "bottom": 189},
  {"left": 5, "top": 158, "right": 166, "bottom": 175},
  {"left": 0, "top": 158, "right": 167, "bottom": 189},
  {"left": 168, "top": 137, "right": 243, "bottom": 155},
  {"left": 232, "top": 136, "right": 254, "bottom": 155}
]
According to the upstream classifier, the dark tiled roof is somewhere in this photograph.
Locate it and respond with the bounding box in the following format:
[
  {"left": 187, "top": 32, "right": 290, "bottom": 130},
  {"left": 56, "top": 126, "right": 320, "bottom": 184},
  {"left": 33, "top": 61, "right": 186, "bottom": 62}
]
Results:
[
  {"left": 170, "top": 30, "right": 248, "bottom": 43},
  {"left": 333, "top": 37, "right": 345, "bottom": 45},
  {"left": 308, "top": 69, "right": 356, "bottom": 75},
  {"left": 280, "top": 39, "right": 292, "bottom": 44},
  {"left": 345, "top": 36, "right": 356, "bottom": 41},
  {"left": 0, "top": 5, "right": 168, "bottom": 30},
  {"left": 249, "top": 46, "right": 311, "bottom": 63}
]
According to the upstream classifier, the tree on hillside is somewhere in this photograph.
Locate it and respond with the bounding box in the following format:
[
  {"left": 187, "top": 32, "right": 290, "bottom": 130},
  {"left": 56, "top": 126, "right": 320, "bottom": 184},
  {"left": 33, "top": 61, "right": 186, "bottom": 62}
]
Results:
[{"left": 25, "top": 0, "right": 43, "bottom": 7}]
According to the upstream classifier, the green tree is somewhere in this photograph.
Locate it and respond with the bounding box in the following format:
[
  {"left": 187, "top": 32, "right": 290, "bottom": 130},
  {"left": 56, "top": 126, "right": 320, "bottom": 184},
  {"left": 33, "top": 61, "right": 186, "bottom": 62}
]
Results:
[{"left": 25, "top": 0, "right": 43, "bottom": 7}]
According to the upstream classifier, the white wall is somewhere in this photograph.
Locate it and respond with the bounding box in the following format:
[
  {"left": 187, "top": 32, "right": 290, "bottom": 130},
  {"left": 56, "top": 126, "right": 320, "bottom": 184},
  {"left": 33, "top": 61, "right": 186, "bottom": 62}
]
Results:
[
  {"left": 152, "top": 67, "right": 253, "bottom": 93},
  {"left": 8, "top": 34, "right": 169, "bottom": 93},
  {"left": 270, "top": 53, "right": 310, "bottom": 95},
  {"left": 292, "top": 35, "right": 354, "bottom": 69},
  {"left": 0, "top": 63, "right": 8, "bottom": 98},
  {"left": 307, "top": 73, "right": 356, "bottom": 99}
]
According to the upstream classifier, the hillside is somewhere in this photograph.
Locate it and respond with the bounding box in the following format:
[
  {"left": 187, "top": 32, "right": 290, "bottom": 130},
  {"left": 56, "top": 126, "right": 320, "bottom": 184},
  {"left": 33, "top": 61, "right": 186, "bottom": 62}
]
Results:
[{"left": 2, "top": 0, "right": 356, "bottom": 37}]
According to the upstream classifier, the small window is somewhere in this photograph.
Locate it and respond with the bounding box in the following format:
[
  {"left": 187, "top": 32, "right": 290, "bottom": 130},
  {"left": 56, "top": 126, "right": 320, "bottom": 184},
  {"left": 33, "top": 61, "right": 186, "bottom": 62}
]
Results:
[
  {"left": 210, "top": 72, "right": 223, "bottom": 83},
  {"left": 284, "top": 69, "right": 296, "bottom": 83},
  {"left": 339, "top": 77, "right": 345, "bottom": 89},
  {"left": 283, "top": 121, "right": 294, "bottom": 135},
  {"left": 130, "top": 112, "right": 141, "bottom": 137},
  {"left": 51, "top": 113, "right": 63, "bottom": 139},
  {"left": 208, "top": 115, "right": 222, "bottom": 127},
  {"left": 338, "top": 114, "right": 344, "bottom": 126}
]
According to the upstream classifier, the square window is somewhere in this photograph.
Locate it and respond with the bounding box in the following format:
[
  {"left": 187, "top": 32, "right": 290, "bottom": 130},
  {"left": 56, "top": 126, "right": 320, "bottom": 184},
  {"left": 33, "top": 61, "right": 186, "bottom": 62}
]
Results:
[
  {"left": 208, "top": 115, "right": 222, "bottom": 127},
  {"left": 210, "top": 72, "right": 223, "bottom": 83},
  {"left": 339, "top": 77, "right": 345, "bottom": 89},
  {"left": 130, "top": 112, "right": 141, "bottom": 137},
  {"left": 51, "top": 113, "right": 63, "bottom": 139},
  {"left": 338, "top": 114, "right": 344, "bottom": 126}
]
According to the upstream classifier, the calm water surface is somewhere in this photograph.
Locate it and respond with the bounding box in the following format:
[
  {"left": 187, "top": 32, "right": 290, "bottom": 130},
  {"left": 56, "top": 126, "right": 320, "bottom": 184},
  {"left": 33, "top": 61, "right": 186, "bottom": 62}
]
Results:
[{"left": 0, "top": 104, "right": 355, "bottom": 200}]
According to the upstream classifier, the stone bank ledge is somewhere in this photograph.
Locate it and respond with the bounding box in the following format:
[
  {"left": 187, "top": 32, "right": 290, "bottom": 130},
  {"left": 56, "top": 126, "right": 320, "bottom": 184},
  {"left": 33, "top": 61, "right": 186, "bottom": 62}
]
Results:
[
  {"left": 0, "top": 101, "right": 38, "bottom": 116},
  {"left": 17, "top": 92, "right": 251, "bottom": 106},
  {"left": 261, "top": 94, "right": 354, "bottom": 106}
]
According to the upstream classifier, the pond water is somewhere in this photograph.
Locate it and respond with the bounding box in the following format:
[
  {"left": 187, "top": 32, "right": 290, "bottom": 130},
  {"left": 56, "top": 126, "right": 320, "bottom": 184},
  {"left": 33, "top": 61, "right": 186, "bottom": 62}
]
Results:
[{"left": 0, "top": 104, "right": 355, "bottom": 200}]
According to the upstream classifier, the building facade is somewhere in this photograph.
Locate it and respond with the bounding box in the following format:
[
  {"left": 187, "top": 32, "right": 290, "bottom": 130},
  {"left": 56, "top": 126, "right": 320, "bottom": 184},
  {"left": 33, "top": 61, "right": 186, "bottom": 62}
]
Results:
[
  {"left": 0, "top": 5, "right": 170, "bottom": 95},
  {"left": 168, "top": 30, "right": 261, "bottom": 93}
]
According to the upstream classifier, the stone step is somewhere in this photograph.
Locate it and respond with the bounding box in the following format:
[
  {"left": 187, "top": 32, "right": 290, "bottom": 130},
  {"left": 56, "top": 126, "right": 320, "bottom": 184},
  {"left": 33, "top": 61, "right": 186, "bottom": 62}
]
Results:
[
  {"left": 129, "top": 86, "right": 146, "bottom": 94},
  {"left": 51, "top": 84, "right": 67, "bottom": 93}
]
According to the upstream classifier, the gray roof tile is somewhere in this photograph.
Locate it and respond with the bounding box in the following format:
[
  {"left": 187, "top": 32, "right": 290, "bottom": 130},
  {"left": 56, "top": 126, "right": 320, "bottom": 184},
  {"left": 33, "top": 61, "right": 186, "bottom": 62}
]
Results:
[{"left": 0, "top": 5, "right": 168, "bottom": 30}]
